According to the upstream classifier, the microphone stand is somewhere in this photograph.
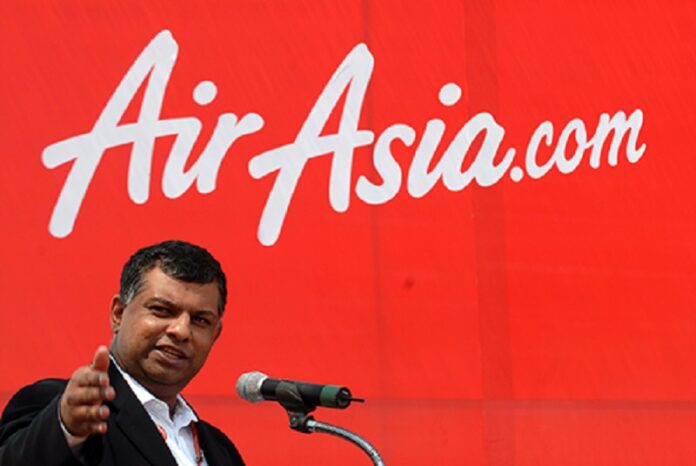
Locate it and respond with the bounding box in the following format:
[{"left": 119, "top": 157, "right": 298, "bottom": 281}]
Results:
[
  {"left": 275, "top": 381, "right": 385, "bottom": 465},
  {"left": 304, "top": 418, "right": 384, "bottom": 466}
]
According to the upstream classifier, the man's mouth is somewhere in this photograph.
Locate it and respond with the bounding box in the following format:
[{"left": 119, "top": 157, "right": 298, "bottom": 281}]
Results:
[{"left": 154, "top": 345, "right": 189, "bottom": 360}]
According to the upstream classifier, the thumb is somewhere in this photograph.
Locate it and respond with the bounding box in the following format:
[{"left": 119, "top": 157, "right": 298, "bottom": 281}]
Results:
[{"left": 91, "top": 345, "right": 111, "bottom": 372}]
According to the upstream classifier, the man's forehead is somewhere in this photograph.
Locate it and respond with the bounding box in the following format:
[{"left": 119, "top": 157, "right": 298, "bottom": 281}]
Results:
[{"left": 136, "top": 267, "right": 221, "bottom": 312}]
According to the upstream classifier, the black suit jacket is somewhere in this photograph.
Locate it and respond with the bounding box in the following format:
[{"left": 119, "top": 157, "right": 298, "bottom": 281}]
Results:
[{"left": 0, "top": 365, "right": 244, "bottom": 465}]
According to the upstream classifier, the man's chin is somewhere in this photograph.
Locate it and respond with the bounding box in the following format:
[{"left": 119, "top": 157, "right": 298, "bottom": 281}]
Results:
[
  {"left": 140, "top": 372, "right": 192, "bottom": 397},
  {"left": 140, "top": 362, "right": 191, "bottom": 388}
]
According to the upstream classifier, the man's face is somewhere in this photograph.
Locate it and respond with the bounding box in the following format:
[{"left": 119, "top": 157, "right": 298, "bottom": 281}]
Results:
[{"left": 110, "top": 266, "right": 222, "bottom": 401}]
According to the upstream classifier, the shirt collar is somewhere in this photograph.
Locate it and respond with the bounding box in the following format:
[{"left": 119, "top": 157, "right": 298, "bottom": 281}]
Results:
[{"left": 109, "top": 353, "right": 199, "bottom": 427}]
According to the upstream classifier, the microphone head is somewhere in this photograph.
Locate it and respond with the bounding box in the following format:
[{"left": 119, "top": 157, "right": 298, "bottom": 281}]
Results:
[{"left": 236, "top": 371, "right": 268, "bottom": 403}]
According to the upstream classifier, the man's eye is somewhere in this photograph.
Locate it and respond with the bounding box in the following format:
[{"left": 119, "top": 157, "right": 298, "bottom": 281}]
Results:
[
  {"left": 193, "top": 316, "right": 211, "bottom": 326},
  {"left": 150, "top": 306, "right": 170, "bottom": 315}
]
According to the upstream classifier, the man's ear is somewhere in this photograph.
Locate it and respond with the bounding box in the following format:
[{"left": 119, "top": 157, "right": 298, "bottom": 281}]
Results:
[
  {"left": 214, "top": 321, "right": 223, "bottom": 341},
  {"left": 110, "top": 295, "right": 125, "bottom": 333}
]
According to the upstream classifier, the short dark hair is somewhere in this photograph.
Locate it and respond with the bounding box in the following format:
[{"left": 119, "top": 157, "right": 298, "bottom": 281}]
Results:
[{"left": 119, "top": 240, "right": 227, "bottom": 315}]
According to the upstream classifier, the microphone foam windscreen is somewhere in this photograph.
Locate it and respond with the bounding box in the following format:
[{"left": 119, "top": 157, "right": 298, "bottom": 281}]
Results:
[{"left": 236, "top": 371, "right": 267, "bottom": 403}]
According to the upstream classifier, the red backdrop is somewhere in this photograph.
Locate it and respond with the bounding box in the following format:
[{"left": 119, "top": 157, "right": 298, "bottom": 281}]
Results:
[{"left": 2, "top": 1, "right": 696, "bottom": 464}]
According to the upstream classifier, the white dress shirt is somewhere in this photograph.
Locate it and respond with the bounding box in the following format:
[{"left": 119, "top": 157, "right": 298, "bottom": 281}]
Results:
[{"left": 112, "top": 358, "right": 208, "bottom": 466}]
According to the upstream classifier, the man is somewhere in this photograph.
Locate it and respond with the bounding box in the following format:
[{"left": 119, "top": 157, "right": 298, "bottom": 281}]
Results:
[{"left": 0, "top": 240, "right": 245, "bottom": 465}]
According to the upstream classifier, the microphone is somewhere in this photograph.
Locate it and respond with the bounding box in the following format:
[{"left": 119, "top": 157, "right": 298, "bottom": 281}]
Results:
[{"left": 236, "top": 371, "right": 363, "bottom": 410}]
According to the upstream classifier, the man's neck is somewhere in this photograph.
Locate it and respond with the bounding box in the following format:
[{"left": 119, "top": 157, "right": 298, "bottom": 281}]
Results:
[{"left": 108, "top": 352, "right": 179, "bottom": 417}]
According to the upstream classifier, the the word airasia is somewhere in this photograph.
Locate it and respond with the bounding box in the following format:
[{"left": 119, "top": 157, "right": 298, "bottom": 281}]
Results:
[{"left": 42, "top": 30, "right": 646, "bottom": 246}]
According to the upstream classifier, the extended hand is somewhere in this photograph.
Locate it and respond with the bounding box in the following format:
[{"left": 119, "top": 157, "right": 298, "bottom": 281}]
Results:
[{"left": 59, "top": 346, "right": 116, "bottom": 437}]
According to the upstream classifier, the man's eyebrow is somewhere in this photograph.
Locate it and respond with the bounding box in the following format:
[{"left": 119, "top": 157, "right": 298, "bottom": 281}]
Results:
[
  {"left": 146, "top": 297, "right": 218, "bottom": 317},
  {"left": 192, "top": 309, "right": 219, "bottom": 319},
  {"left": 144, "top": 296, "right": 179, "bottom": 310}
]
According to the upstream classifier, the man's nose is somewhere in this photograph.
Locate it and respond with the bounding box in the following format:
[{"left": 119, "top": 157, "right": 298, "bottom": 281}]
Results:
[{"left": 166, "top": 312, "right": 192, "bottom": 341}]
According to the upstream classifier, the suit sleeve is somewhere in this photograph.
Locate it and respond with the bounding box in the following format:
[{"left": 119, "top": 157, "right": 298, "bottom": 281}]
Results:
[{"left": 0, "top": 379, "right": 80, "bottom": 466}]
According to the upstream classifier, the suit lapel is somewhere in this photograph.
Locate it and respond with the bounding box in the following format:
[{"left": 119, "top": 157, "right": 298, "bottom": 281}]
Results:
[
  {"left": 196, "top": 422, "right": 231, "bottom": 466},
  {"left": 108, "top": 365, "right": 178, "bottom": 466}
]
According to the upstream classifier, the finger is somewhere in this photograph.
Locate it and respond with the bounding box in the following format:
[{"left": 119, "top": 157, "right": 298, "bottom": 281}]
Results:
[
  {"left": 64, "top": 386, "right": 105, "bottom": 406},
  {"left": 73, "top": 368, "right": 109, "bottom": 388},
  {"left": 70, "top": 419, "right": 108, "bottom": 437},
  {"left": 70, "top": 404, "right": 110, "bottom": 424},
  {"left": 90, "top": 422, "right": 108, "bottom": 435},
  {"left": 91, "top": 345, "right": 110, "bottom": 372},
  {"left": 97, "top": 404, "right": 110, "bottom": 420},
  {"left": 102, "top": 385, "right": 116, "bottom": 401}
]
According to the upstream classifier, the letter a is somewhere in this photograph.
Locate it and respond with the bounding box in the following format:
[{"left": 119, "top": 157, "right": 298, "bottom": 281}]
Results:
[
  {"left": 42, "top": 30, "right": 177, "bottom": 237},
  {"left": 249, "top": 44, "right": 374, "bottom": 246}
]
